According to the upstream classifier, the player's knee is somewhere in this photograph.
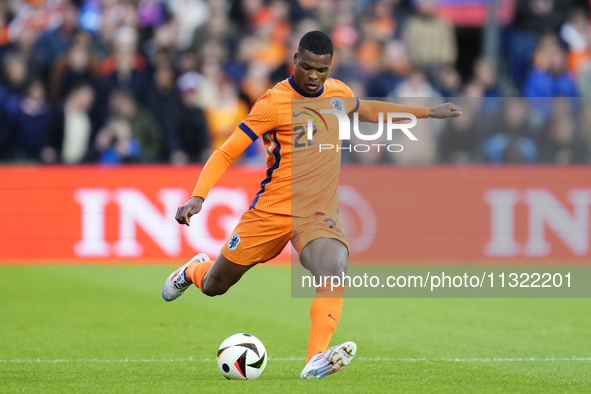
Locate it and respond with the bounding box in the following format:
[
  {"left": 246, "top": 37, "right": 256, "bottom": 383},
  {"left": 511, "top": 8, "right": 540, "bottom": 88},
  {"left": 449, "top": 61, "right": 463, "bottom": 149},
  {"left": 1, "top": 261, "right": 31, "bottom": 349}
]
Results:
[
  {"left": 324, "top": 248, "right": 348, "bottom": 276},
  {"left": 302, "top": 238, "right": 349, "bottom": 277},
  {"left": 326, "top": 258, "right": 347, "bottom": 277},
  {"left": 201, "top": 276, "right": 229, "bottom": 297},
  {"left": 311, "top": 256, "right": 347, "bottom": 278}
]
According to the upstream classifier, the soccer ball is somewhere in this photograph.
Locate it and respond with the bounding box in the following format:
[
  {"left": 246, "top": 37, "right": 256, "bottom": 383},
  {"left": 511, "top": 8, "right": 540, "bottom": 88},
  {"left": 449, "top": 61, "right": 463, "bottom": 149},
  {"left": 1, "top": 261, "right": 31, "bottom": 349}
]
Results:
[{"left": 217, "top": 333, "right": 267, "bottom": 380}]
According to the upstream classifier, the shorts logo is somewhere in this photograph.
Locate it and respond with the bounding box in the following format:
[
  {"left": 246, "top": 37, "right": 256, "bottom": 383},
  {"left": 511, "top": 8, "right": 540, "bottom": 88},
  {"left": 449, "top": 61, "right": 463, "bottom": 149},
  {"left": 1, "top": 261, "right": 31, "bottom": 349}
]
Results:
[
  {"left": 228, "top": 234, "right": 241, "bottom": 251},
  {"left": 330, "top": 98, "right": 344, "bottom": 112}
]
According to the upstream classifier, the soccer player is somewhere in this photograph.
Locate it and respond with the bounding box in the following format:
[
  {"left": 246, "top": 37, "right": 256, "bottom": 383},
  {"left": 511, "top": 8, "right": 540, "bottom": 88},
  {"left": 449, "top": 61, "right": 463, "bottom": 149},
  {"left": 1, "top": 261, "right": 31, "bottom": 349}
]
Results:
[{"left": 162, "top": 31, "right": 462, "bottom": 379}]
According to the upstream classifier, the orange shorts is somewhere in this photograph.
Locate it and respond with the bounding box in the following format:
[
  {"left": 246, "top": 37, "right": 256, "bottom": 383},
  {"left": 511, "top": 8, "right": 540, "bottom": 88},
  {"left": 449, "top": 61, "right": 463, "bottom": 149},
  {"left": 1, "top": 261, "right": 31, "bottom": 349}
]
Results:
[{"left": 220, "top": 208, "right": 350, "bottom": 266}]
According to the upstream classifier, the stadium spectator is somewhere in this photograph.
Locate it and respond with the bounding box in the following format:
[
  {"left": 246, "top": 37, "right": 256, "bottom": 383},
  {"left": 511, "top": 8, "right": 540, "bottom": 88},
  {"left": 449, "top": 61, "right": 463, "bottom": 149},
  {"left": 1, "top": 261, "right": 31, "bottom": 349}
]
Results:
[
  {"left": 478, "top": 99, "right": 538, "bottom": 164},
  {"left": 524, "top": 40, "right": 578, "bottom": 116},
  {"left": 330, "top": 46, "right": 365, "bottom": 87},
  {"left": 31, "top": 0, "right": 79, "bottom": 82},
  {"left": 560, "top": 8, "right": 591, "bottom": 76},
  {"left": 176, "top": 49, "right": 200, "bottom": 75},
  {"left": 0, "top": 2, "right": 8, "bottom": 47},
  {"left": 0, "top": 21, "right": 39, "bottom": 73},
  {"left": 1, "top": 52, "right": 28, "bottom": 95},
  {"left": 94, "top": 118, "right": 141, "bottom": 165},
  {"left": 331, "top": 12, "right": 359, "bottom": 52},
  {"left": 365, "top": 40, "right": 410, "bottom": 98},
  {"left": 391, "top": 69, "right": 440, "bottom": 98},
  {"left": 472, "top": 58, "right": 500, "bottom": 97},
  {"left": 49, "top": 30, "right": 101, "bottom": 103},
  {"left": 104, "top": 89, "right": 161, "bottom": 163},
  {"left": 462, "top": 81, "right": 485, "bottom": 98},
  {"left": 230, "top": 0, "right": 264, "bottom": 32},
  {"left": 433, "top": 65, "right": 462, "bottom": 97},
  {"left": 356, "top": 23, "right": 381, "bottom": 73},
  {"left": 192, "top": 7, "right": 236, "bottom": 52},
  {"left": 91, "top": 1, "right": 125, "bottom": 60},
  {"left": 78, "top": 0, "right": 103, "bottom": 35},
  {"left": 356, "top": 0, "right": 401, "bottom": 74},
  {"left": 577, "top": 99, "right": 591, "bottom": 158},
  {"left": 438, "top": 102, "right": 479, "bottom": 164},
  {"left": 402, "top": 0, "right": 457, "bottom": 70},
  {"left": 166, "top": 0, "right": 209, "bottom": 49},
  {"left": 506, "top": 0, "right": 582, "bottom": 88},
  {"left": 0, "top": 83, "right": 19, "bottom": 160},
  {"left": 10, "top": 79, "right": 51, "bottom": 161},
  {"left": 99, "top": 26, "right": 147, "bottom": 107},
  {"left": 205, "top": 78, "right": 249, "bottom": 151},
  {"left": 245, "top": 2, "right": 290, "bottom": 71},
  {"left": 365, "top": 0, "right": 397, "bottom": 43},
  {"left": 174, "top": 72, "right": 210, "bottom": 164},
  {"left": 577, "top": 63, "right": 591, "bottom": 96},
  {"left": 310, "top": 0, "right": 339, "bottom": 32},
  {"left": 0, "top": 110, "right": 11, "bottom": 160},
  {"left": 41, "top": 83, "right": 95, "bottom": 164},
  {"left": 145, "top": 65, "right": 182, "bottom": 162},
  {"left": 537, "top": 113, "right": 587, "bottom": 164},
  {"left": 567, "top": 9, "right": 591, "bottom": 96}
]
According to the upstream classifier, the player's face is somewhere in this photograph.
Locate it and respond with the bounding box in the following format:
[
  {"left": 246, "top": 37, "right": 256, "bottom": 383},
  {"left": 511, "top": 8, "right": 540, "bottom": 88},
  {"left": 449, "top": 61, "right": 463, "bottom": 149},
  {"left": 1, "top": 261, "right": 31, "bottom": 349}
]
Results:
[{"left": 293, "top": 50, "right": 332, "bottom": 95}]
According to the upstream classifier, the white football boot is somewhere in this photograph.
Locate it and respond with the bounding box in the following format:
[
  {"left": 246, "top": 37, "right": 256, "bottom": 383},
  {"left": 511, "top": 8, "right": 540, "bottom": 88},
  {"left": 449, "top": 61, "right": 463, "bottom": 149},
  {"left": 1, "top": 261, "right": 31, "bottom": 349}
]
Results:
[
  {"left": 162, "top": 253, "right": 210, "bottom": 301},
  {"left": 300, "top": 341, "right": 357, "bottom": 379}
]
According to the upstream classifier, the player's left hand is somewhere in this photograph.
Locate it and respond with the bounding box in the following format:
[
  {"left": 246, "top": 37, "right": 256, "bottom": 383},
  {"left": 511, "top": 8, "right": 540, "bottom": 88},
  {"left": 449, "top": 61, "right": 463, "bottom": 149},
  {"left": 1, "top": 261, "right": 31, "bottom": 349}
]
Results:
[{"left": 429, "top": 102, "right": 463, "bottom": 119}]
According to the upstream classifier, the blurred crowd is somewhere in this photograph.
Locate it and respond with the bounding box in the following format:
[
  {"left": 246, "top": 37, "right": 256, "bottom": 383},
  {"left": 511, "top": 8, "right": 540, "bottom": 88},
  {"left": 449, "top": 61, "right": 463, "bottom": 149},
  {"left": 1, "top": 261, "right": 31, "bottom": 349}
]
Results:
[
  {"left": 344, "top": 96, "right": 591, "bottom": 165},
  {"left": 1, "top": 0, "right": 591, "bottom": 165}
]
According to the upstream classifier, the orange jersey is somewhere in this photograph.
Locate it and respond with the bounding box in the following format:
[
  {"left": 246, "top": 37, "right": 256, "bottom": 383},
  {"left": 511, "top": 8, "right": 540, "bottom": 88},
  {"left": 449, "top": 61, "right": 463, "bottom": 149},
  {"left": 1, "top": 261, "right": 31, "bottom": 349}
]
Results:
[
  {"left": 238, "top": 77, "right": 358, "bottom": 216},
  {"left": 191, "top": 76, "right": 430, "bottom": 216}
]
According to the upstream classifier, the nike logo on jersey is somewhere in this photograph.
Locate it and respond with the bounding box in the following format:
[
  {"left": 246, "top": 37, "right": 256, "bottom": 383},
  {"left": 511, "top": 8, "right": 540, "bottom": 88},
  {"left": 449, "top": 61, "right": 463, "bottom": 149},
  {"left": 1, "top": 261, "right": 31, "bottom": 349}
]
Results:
[{"left": 328, "top": 314, "right": 337, "bottom": 322}]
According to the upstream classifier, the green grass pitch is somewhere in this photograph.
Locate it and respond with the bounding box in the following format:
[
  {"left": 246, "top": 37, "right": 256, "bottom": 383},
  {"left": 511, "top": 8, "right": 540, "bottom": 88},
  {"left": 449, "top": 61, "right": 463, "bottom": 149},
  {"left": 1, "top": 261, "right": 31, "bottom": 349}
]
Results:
[{"left": 1, "top": 265, "right": 590, "bottom": 393}]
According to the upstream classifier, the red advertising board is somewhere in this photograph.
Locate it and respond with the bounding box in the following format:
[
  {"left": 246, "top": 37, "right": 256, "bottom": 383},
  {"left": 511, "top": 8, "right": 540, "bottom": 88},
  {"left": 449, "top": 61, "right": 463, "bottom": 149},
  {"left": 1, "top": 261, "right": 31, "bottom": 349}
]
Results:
[
  {"left": 1, "top": 165, "right": 590, "bottom": 264},
  {"left": 436, "top": 0, "right": 515, "bottom": 27}
]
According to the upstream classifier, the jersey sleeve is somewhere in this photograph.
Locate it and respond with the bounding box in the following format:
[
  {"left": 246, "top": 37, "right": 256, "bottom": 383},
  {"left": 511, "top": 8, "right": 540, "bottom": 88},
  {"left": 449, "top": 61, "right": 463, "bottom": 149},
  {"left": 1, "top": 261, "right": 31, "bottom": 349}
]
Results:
[
  {"left": 238, "top": 90, "right": 278, "bottom": 141},
  {"left": 337, "top": 81, "right": 360, "bottom": 114},
  {"left": 343, "top": 84, "right": 360, "bottom": 114},
  {"left": 357, "top": 100, "right": 430, "bottom": 122}
]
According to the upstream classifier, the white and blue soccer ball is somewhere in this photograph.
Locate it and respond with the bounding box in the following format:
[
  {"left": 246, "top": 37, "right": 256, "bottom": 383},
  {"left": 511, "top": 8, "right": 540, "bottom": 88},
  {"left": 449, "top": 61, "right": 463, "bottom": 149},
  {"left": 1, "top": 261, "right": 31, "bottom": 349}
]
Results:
[{"left": 217, "top": 333, "right": 267, "bottom": 380}]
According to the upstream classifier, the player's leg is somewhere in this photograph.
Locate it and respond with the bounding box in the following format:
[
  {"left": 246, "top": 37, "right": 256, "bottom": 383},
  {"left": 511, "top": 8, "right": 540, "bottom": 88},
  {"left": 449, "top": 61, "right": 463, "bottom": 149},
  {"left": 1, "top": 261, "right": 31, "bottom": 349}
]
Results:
[
  {"left": 299, "top": 237, "right": 356, "bottom": 379},
  {"left": 162, "top": 251, "right": 257, "bottom": 301},
  {"left": 293, "top": 212, "right": 356, "bottom": 379},
  {"left": 300, "top": 237, "right": 348, "bottom": 278},
  {"left": 162, "top": 208, "right": 290, "bottom": 301},
  {"left": 185, "top": 252, "right": 255, "bottom": 296},
  {"left": 300, "top": 237, "right": 348, "bottom": 361}
]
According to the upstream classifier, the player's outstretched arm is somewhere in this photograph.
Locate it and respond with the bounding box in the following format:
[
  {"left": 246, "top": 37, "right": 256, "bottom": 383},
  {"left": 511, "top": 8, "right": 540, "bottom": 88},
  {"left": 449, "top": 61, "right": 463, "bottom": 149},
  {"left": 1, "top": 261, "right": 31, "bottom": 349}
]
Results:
[
  {"left": 175, "top": 129, "right": 253, "bottom": 226},
  {"left": 429, "top": 102, "right": 463, "bottom": 119},
  {"left": 355, "top": 100, "right": 463, "bottom": 122}
]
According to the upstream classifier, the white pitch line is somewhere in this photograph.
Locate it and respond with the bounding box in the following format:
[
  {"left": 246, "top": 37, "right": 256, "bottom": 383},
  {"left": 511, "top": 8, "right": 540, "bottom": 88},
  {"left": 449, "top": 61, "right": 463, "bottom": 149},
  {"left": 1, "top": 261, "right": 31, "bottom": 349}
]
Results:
[
  {"left": 1, "top": 357, "right": 590, "bottom": 363},
  {"left": 361, "top": 357, "right": 591, "bottom": 362}
]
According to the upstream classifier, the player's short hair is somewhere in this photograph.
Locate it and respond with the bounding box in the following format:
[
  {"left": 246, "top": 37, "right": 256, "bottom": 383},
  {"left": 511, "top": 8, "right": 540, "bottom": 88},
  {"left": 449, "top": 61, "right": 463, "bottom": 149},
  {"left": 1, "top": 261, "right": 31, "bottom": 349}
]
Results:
[{"left": 298, "top": 31, "right": 333, "bottom": 58}]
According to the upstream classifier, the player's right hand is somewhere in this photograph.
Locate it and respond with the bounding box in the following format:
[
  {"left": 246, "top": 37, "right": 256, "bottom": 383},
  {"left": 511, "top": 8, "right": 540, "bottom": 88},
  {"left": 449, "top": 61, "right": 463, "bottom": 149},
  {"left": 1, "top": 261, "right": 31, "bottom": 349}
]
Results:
[
  {"left": 429, "top": 102, "right": 463, "bottom": 119},
  {"left": 175, "top": 196, "right": 204, "bottom": 226}
]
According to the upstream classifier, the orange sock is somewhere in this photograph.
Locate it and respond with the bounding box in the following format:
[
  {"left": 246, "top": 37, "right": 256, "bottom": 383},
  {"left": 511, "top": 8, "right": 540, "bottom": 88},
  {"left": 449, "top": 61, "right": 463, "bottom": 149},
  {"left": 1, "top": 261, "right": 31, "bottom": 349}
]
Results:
[
  {"left": 306, "top": 285, "right": 345, "bottom": 362},
  {"left": 184, "top": 260, "right": 213, "bottom": 292}
]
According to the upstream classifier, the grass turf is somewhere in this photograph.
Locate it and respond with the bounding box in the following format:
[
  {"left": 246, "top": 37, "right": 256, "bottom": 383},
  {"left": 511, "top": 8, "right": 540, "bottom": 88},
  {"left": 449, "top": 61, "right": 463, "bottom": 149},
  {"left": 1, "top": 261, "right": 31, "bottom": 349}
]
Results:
[{"left": 0, "top": 265, "right": 590, "bottom": 393}]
